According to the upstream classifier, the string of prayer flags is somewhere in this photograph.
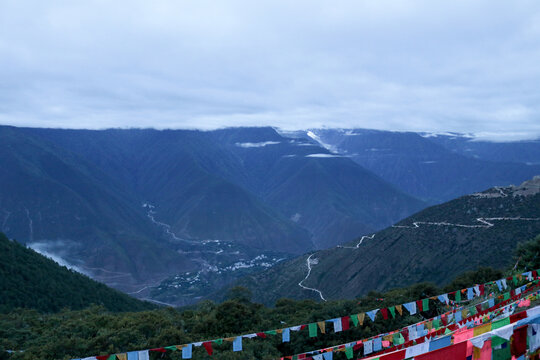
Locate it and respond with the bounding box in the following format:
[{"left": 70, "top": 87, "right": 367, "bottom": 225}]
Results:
[
  {"left": 73, "top": 270, "right": 540, "bottom": 360},
  {"left": 288, "top": 288, "right": 540, "bottom": 360}
]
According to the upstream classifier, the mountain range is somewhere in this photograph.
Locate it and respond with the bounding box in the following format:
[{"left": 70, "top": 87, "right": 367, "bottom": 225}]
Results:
[
  {"left": 302, "top": 129, "right": 540, "bottom": 204},
  {"left": 0, "top": 125, "right": 425, "bottom": 301},
  {"left": 223, "top": 177, "right": 540, "bottom": 305}
]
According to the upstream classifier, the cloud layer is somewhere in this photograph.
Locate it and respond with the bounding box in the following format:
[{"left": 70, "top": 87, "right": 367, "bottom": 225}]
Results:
[{"left": 1, "top": 1, "right": 539, "bottom": 140}]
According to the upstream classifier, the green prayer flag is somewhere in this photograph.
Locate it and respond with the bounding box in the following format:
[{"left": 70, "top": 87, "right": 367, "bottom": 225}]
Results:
[
  {"left": 308, "top": 323, "right": 318, "bottom": 338},
  {"left": 493, "top": 346, "right": 511, "bottom": 360},
  {"left": 432, "top": 318, "right": 440, "bottom": 328},
  {"left": 444, "top": 328, "right": 451, "bottom": 335},
  {"left": 491, "top": 336, "right": 507, "bottom": 347},
  {"left": 422, "top": 298, "right": 429, "bottom": 311},
  {"left": 455, "top": 291, "right": 461, "bottom": 302},
  {"left": 213, "top": 339, "right": 223, "bottom": 345},
  {"left": 388, "top": 306, "right": 396, "bottom": 318},
  {"left": 345, "top": 347, "right": 353, "bottom": 359},
  {"left": 107, "top": 356, "right": 117, "bottom": 360},
  {"left": 503, "top": 292, "right": 510, "bottom": 300},
  {"left": 492, "top": 337, "right": 511, "bottom": 360},
  {"left": 393, "top": 332, "right": 405, "bottom": 345},
  {"left": 265, "top": 330, "right": 277, "bottom": 336},
  {"left": 469, "top": 306, "right": 477, "bottom": 316},
  {"left": 513, "top": 275, "right": 518, "bottom": 286},
  {"left": 492, "top": 317, "right": 510, "bottom": 329},
  {"left": 164, "top": 345, "right": 178, "bottom": 351},
  {"left": 351, "top": 314, "right": 359, "bottom": 327}
]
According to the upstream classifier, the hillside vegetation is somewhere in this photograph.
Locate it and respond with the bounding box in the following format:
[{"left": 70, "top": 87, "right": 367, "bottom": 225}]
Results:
[
  {"left": 0, "top": 232, "right": 154, "bottom": 313},
  {"left": 0, "top": 266, "right": 510, "bottom": 360}
]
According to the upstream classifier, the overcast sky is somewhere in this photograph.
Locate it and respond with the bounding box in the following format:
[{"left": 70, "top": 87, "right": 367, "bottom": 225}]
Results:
[{"left": 1, "top": 1, "right": 539, "bottom": 140}]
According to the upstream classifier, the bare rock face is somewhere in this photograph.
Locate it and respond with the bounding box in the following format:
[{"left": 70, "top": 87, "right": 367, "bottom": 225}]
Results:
[{"left": 511, "top": 176, "right": 540, "bottom": 196}]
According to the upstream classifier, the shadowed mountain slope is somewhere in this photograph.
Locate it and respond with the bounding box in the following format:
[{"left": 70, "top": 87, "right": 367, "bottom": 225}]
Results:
[{"left": 223, "top": 178, "right": 540, "bottom": 305}]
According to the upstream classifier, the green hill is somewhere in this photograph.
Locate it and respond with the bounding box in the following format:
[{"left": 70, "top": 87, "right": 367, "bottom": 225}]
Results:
[
  {"left": 0, "top": 232, "right": 154, "bottom": 313},
  {"left": 223, "top": 178, "right": 540, "bottom": 304}
]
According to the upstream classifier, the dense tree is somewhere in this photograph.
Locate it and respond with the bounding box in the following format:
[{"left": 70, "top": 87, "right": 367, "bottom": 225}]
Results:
[{"left": 515, "top": 234, "right": 540, "bottom": 271}]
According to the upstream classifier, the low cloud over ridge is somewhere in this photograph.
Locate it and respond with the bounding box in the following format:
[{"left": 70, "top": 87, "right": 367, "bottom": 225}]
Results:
[{"left": 1, "top": 1, "right": 539, "bottom": 140}]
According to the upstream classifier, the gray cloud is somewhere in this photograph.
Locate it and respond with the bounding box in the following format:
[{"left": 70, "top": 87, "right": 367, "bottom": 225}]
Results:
[{"left": 0, "top": 0, "right": 539, "bottom": 140}]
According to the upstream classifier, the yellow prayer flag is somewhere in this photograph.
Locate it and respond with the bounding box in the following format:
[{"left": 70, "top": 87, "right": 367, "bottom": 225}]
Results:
[
  {"left": 473, "top": 323, "right": 491, "bottom": 337},
  {"left": 318, "top": 321, "right": 326, "bottom": 334},
  {"left": 117, "top": 355, "right": 127, "bottom": 360},
  {"left": 395, "top": 304, "right": 403, "bottom": 315},
  {"left": 358, "top": 313, "right": 365, "bottom": 326}
]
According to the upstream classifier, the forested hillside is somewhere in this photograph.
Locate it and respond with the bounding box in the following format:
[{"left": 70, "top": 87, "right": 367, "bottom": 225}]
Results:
[{"left": 0, "top": 232, "right": 154, "bottom": 313}]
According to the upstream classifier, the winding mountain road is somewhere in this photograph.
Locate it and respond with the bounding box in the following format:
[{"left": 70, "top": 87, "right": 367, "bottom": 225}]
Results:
[{"left": 298, "top": 215, "right": 540, "bottom": 300}]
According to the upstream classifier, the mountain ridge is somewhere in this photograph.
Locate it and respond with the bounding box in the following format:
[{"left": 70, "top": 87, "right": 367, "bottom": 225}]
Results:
[{"left": 219, "top": 177, "right": 540, "bottom": 305}]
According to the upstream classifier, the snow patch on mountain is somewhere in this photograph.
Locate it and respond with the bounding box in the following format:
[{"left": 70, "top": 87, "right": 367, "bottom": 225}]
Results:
[
  {"left": 235, "top": 141, "right": 280, "bottom": 148},
  {"left": 306, "top": 153, "right": 343, "bottom": 158},
  {"left": 306, "top": 131, "right": 338, "bottom": 153}
]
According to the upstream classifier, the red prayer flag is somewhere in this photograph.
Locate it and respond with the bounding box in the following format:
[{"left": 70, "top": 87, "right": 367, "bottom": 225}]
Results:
[
  {"left": 203, "top": 341, "right": 213, "bottom": 356},
  {"left": 510, "top": 311, "right": 527, "bottom": 323},
  {"left": 256, "top": 332, "right": 267, "bottom": 338},
  {"left": 380, "top": 349, "right": 406, "bottom": 360},
  {"left": 96, "top": 356, "right": 109, "bottom": 360},
  {"left": 402, "top": 328, "right": 409, "bottom": 342},
  {"left": 381, "top": 308, "right": 389, "bottom": 320},
  {"left": 416, "top": 300, "right": 423, "bottom": 312},
  {"left": 341, "top": 315, "right": 350, "bottom": 331},
  {"left": 511, "top": 326, "right": 528, "bottom": 357},
  {"left": 416, "top": 340, "right": 467, "bottom": 360}
]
